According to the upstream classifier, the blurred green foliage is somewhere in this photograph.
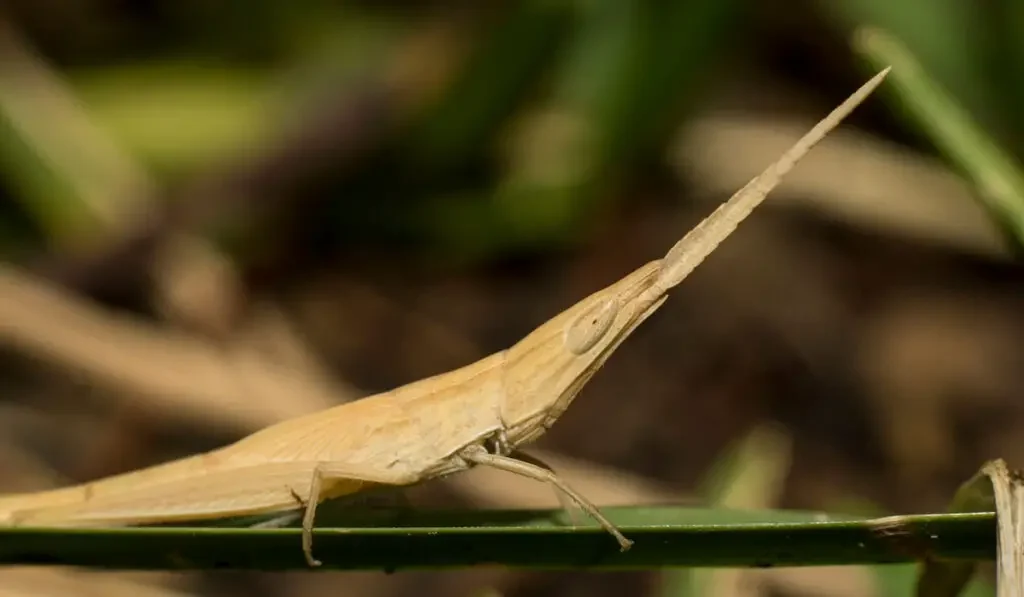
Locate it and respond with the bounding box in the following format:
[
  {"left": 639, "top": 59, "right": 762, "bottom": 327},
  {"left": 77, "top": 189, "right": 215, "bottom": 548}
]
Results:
[
  {"left": 2, "top": 0, "right": 1024, "bottom": 266},
  {"left": 855, "top": 28, "right": 1024, "bottom": 249}
]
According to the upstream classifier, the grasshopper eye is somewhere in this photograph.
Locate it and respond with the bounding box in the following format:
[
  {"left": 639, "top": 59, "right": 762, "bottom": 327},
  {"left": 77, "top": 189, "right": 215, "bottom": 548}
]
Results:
[{"left": 565, "top": 299, "right": 618, "bottom": 355}]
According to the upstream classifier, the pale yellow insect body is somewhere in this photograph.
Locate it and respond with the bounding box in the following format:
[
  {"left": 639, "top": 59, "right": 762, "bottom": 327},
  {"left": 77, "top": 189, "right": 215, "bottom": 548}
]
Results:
[{"left": 0, "top": 68, "right": 891, "bottom": 567}]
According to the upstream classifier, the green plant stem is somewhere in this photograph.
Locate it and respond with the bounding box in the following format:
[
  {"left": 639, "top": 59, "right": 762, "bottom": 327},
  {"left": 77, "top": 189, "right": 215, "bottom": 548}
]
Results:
[{"left": 0, "top": 507, "right": 994, "bottom": 571}]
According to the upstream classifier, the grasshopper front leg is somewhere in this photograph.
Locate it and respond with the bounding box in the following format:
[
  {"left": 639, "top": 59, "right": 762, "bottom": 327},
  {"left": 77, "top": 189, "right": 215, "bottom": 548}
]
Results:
[{"left": 460, "top": 445, "right": 633, "bottom": 551}]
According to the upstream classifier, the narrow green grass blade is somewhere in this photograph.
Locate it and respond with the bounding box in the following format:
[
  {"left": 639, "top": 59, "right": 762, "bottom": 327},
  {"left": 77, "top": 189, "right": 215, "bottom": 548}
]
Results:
[
  {"left": 853, "top": 27, "right": 1024, "bottom": 246},
  {"left": 871, "top": 562, "right": 994, "bottom": 597},
  {"left": 661, "top": 425, "right": 793, "bottom": 597},
  {"left": 0, "top": 507, "right": 994, "bottom": 571},
  {"left": 829, "top": 0, "right": 997, "bottom": 126}
]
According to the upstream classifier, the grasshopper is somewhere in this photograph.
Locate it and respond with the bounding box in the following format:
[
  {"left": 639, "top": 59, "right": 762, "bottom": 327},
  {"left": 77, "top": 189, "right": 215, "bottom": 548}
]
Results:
[{"left": 0, "top": 68, "right": 889, "bottom": 566}]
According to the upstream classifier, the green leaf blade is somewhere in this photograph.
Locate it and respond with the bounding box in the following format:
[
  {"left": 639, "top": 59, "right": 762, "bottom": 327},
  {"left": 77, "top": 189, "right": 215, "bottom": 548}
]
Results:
[{"left": 0, "top": 507, "right": 995, "bottom": 571}]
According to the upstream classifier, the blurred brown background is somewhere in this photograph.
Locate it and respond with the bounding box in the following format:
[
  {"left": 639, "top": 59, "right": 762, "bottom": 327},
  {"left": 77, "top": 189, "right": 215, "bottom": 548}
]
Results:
[{"left": 0, "top": 0, "right": 1020, "bottom": 596}]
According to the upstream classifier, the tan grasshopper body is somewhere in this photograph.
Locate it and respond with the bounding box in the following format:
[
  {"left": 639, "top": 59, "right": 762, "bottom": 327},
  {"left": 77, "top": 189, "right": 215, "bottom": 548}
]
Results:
[{"left": 0, "top": 68, "right": 889, "bottom": 567}]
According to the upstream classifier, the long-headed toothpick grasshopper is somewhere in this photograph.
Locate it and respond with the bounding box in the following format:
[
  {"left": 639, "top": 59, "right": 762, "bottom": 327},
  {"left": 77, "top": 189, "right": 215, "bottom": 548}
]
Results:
[{"left": 0, "top": 68, "right": 889, "bottom": 567}]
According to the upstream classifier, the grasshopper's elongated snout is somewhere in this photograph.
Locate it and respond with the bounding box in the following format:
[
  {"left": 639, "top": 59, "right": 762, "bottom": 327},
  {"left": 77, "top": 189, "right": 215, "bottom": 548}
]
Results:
[
  {"left": 500, "top": 261, "right": 668, "bottom": 447},
  {"left": 500, "top": 67, "right": 892, "bottom": 451}
]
